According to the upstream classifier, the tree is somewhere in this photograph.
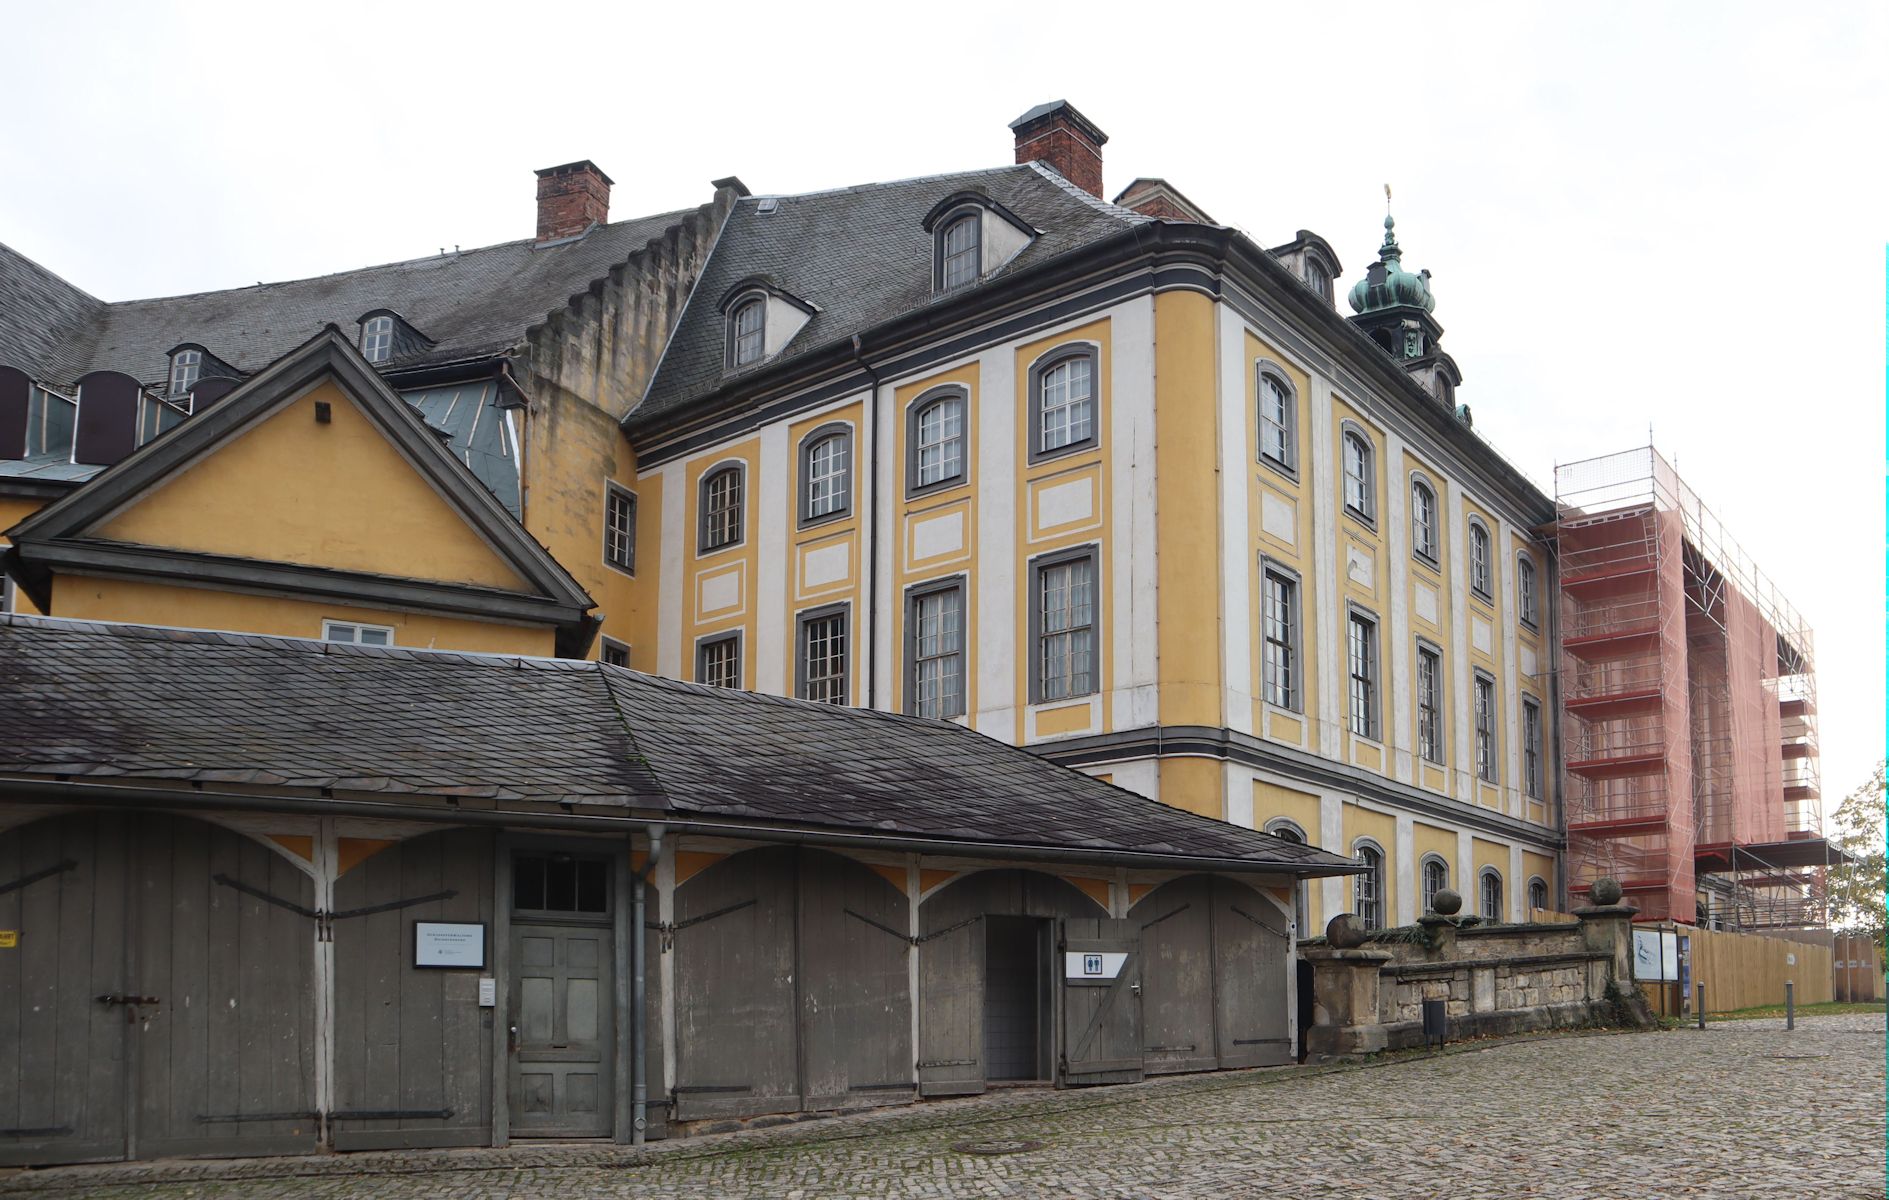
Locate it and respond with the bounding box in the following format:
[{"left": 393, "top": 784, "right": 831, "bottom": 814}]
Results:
[{"left": 1825, "top": 760, "right": 1886, "bottom": 949}]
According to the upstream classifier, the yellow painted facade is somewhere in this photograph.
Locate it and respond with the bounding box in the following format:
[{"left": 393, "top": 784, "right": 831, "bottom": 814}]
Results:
[
  {"left": 785, "top": 402, "right": 866, "bottom": 698},
  {"left": 890, "top": 364, "right": 979, "bottom": 716},
  {"left": 681, "top": 438, "right": 762, "bottom": 686},
  {"left": 1152, "top": 291, "right": 1222, "bottom": 732},
  {"left": 1248, "top": 333, "right": 1318, "bottom": 746},
  {"left": 1403, "top": 450, "right": 1455, "bottom": 795},
  {"left": 1342, "top": 801, "right": 1399, "bottom": 922}
]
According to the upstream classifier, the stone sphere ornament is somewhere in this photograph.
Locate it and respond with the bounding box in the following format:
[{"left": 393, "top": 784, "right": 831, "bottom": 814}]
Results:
[
  {"left": 1325, "top": 913, "right": 1370, "bottom": 948},
  {"left": 1430, "top": 887, "right": 1463, "bottom": 916},
  {"left": 1589, "top": 877, "right": 1624, "bottom": 906}
]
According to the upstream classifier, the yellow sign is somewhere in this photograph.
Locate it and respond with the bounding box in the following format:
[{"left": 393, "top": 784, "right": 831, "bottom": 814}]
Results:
[{"left": 0, "top": 931, "right": 17, "bottom": 949}]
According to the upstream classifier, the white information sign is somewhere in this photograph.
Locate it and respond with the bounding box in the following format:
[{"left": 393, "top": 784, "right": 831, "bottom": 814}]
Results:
[
  {"left": 478, "top": 977, "right": 497, "bottom": 1007},
  {"left": 1063, "top": 951, "right": 1128, "bottom": 981},
  {"left": 1633, "top": 929, "right": 1679, "bottom": 982},
  {"left": 414, "top": 921, "right": 486, "bottom": 969}
]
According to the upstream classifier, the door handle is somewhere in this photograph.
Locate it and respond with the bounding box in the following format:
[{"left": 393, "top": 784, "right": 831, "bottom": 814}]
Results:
[
  {"left": 508, "top": 1024, "right": 519, "bottom": 1054},
  {"left": 1129, "top": 981, "right": 1142, "bottom": 996}
]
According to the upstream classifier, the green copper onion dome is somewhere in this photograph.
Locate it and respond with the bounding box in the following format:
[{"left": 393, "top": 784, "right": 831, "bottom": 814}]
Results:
[{"left": 1347, "top": 215, "right": 1435, "bottom": 315}]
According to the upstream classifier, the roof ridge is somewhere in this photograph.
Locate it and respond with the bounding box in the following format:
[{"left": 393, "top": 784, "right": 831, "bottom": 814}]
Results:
[
  {"left": 1021, "top": 160, "right": 1152, "bottom": 225},
  {"left": 748, "top": 163, "right": 1035, "bottom": 205}
]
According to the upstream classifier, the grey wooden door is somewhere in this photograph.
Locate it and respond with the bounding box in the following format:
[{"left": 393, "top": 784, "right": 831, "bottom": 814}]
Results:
[
  {"left": 1211, "top": 881, "right": 1292, "bottom": 1068},
  {"left": 1059, "top": 918, "right": 1144, "bottom": 1087},
  {"left": 0, "top": 812, "right": 318, "bottom": 1166},
  {"left": 1135, "top": 876, "right": 1219, "bottom": 1075},
  {"left": 509, "top": 923, "right": 613, "bottom": 1136}
]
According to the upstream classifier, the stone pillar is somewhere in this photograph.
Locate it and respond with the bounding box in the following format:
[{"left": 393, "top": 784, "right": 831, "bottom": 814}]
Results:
[
  {"left": 1573, "top": 902, "right": 1639, "bottom": 985},
  {"left": 1302, "top": 947, "right": 1393, "bottom": 1058}
]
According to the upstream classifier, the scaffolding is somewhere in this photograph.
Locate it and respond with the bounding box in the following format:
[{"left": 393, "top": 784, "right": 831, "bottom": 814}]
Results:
[{"left": 1553, "top": 447, "right": 1825, "bottom": 927}]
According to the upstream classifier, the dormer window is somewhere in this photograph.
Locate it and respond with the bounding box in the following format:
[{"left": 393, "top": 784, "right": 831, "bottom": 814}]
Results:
[
  {"left": 940, "top": 213, "right": 981, "bottom": 290},
  {"left": 730, "top": 297, "right": 765, "bottom": 367},
  {"left": 167, "top": 349, "right": 201, "bottom": 396},
  {"left": 361, "top": 315, "right": 395, "bottom": 364},
  {"left": 1305, "top": 257, "right": 1330, "bottom": 302}
]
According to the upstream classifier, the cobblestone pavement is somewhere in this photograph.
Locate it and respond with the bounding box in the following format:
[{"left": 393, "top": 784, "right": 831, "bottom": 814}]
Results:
[{"left": 4, "top": 1015, "right": 1882, "bottom": 1199}]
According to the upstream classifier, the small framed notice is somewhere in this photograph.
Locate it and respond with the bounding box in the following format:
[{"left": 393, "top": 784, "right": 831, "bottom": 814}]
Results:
[{"left": 414, "top": 921, "right": 486, "bottom": 969}]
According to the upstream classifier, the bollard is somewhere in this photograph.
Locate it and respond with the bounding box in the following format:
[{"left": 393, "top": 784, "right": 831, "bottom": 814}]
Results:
[
  {"left": 1697, "top": 982, "right": 1706, "bottom": 1030},
  {"left": 1786, "top": 980, "right": 1794, "bottom": 1031}
]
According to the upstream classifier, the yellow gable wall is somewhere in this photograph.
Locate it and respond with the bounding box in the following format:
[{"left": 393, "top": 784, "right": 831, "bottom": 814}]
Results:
[
  {"left": 1342, "top": 801, "right": 1399, "bottom": 921},
  {"left": 50, "top": 575, "right": 554, "bottom": 655},
  {"left": 1, "top": 495, "right": 47, "bottom": 613},
  {"left": 95, "top": 381, "right": 529, "bottom": 594}
]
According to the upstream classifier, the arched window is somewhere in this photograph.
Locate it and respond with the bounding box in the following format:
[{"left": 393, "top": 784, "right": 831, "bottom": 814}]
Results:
[
  {"left": 910, "top": 391, "right": 966, "bottom": 489},
  {"left": 1354, "top": 842, "right": 1384, "bottom": 931},
  {"left": 1342, "top": 428, "right": 1374, "bottom": 521},
  {"left": 699, "top": 464, "right": 745, "bottom": 551},
  {"left": 1469, "top": 518, "right": 1492, "bottom": 599},
  {"left": 1030, "top": 347, "right": 1098, "bottom": 459},
  {"left": 939, "top": 212, "right": 981, "bottom": 291},
  {"left": 1269, "top": 819, "right": 1310, "bottom": 932},
  {"left": 1517, "top": 554, "right": 1538, "bottom": 627},
  {"left": 1479, "top": 868, "right": 1504, "bottom": 922},
  {"left": 1410, "top": 477, "right": 1439, "bottom": 562},
  {"left": 360, "top": 316, "right": 394, "bottom": 364},
  {"left": 1257, "top": 369, "right": 1295, "bottom": 471},
  {"left": 167, "top": 348, "right": 202, "bottom": 395},
  {"left": 801, "top": 426, "right": 851, "bottom": 522},
  {"left": 1421, "top": 855, "right": 1449, "bottom": 913},
  {"left": 1527, "top": 876, "right": 1549, "bottom": 915},
  {"left": 729, "top": 297, "right": 765, "bottom": 367},
  {"left": 1305, "top": 257, "right": 1330, "bottom": 303}
]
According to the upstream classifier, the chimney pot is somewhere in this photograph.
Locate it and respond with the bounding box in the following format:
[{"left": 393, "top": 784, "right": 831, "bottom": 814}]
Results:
[
  {"left": 535, "top": 160, "right": 614, "bottom": 242},
  {"left": 1009, "top": 100, "right": 1108, "bottom": 198}
]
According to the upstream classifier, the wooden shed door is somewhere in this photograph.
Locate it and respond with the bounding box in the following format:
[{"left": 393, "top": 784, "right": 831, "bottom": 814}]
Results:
[
  {"left": 0, "top": 813, "right": 319, "bottom": 1167},
  {"left": 509, "top": 924, "right": 613, "bottom": 1136},
  {"left": 1058, "top": 919, "right": 1144, "bottom": 1087}
]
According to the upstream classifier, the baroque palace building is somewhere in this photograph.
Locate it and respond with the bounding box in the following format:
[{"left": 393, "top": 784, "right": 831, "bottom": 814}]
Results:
[{"left": 1, "top": 101, "right": 1559, "bottom": 934}]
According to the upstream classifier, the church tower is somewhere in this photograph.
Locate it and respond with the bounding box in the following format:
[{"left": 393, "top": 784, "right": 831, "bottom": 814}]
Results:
[{"left": 1347, "top": 211, "right": 1465, "bottom": 416}]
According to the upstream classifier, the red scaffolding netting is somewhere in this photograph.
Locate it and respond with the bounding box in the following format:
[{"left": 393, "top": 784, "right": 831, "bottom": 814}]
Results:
[{"left": 1554, "top": 447, "right": 1824, "bottom": 927}]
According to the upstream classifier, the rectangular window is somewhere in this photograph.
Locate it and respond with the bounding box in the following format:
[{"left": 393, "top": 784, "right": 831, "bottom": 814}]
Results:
[
  {"left": 908, "top": 584, "right": 965, "bottom": 719},
  {"left": 1037, "top": 355, "right": 1095, "bottom": 454},
  {"left": 1260, "top": 566, "right": 1299, "bottom": 710},
  {"left": 797, "top": 609, "right": 848, "bottom": 705},
  {"left": 1523, "top": 697, "right": 1543, "bottom": 798},
  {"left": 1475, "top": 673, "right": 1498, "bottom": 783},
  {"left": 697, "top": 634, "right": 741, "bottom": 689},
  {"left": 322, "top": 620, "right": 393, "bottom": 646},
  {"left": 1035, "top": 552, "right": 1097, "bottom": 702},
  {"left": 513, "top": 854, "right": 608, "bottom": 914},
  {"left": 941, "top": 214, "right": 981, "bottom": 290},
  {"left": 701, "top": 467, "right": 743, "bottom": 551},
  {"left": 915, "top": 396, "right": 964, "bottom": 488},
  {"left": 1416, "top": 644, "right": 1444, "bottom": 764},
  {"left": 604, "top": 483, "right": 636, "bottom": 573},
  {"left": 600, "top": 638, "right": 630, "bottom": 668},
  {"left": 1347, "top": 611, "right": 1378, "bottom": 740},
  {"left": 1258, "top": 374, "right": 1293, "bottom": 470}
]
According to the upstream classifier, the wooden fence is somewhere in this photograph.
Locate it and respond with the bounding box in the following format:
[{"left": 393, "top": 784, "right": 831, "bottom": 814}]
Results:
[{"left": 1690, "top": 926, "right": 1833, "bottom": 1012}]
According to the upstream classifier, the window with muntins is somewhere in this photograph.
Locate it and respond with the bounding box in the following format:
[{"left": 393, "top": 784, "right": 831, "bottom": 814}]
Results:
[
  {"left": 1523, "top": 698, "right": 1543, "bottom": 799},
  {"left": 1469, "top": 520, "right": 1492, "bottom": 598},
  {"left": 1417, "top": 645, "right": 1443, "bottom": 763},
  {"left": 1347, "top": 612, "right": 1378, "bottom": 739},
  {"left": 1355, "top": 846, "right": 1384, "bottom": 930},
  {"left": 909, "top": 584, "right": 965, "bottom": 719},
  {"left": 803, "top": 431, "right": 850, "bottom": 521},
  {"left": 700, "top": 466, "right": 744, "bottom": 551},
  {"left": 1305, "top": 257, "right": 1330, "bottom": 302},
  {"left": 514, "top": 854, "right": 608, "bottom": 914},
  {"left": 940, "top": 213, "right": 981, "bottom": 290},
  {"left": 799, "top": 610, "right": 848, "bottom": 705},
  {"left": 731, "top": 298, "right": 765, "bottom": 367},
  {"left": 167, "top": 349, "right": 201, "bottom": 396},
  {"left": 1037, "top": 555, "right": 1096, "bottom": 701},
  {"left": 1528, "top": 878, "right": 1549, "bottom": 913},
  {"left": 361, "top": 316, "right": 394, "bottom": 364},
  {"left": 1261, "top": 568, "right": 1298, "bottom": 710},
  {"left": 1258, "top": 373, "right": 1294, "bottom": 470},
  {"left": 914, "top": 394, "right": 965, "bottom": 488},
  {"left": 1422, "top": 857, "right": 1449, "bottom": 913},
  {"left": 697, "top": 635, "right": 740, "bottom": 689},
  {"left": 1342, "top": 429, "right": 1374, "bottom": 520},
  {"left": 1411, "top": 479, "right": 1438, "bottom": 562},
  {"left": 604, "top": 484, "right": 636, "bottom": 572},
  {"left": 1475, "top": 674, "right": 1498, "bottom": 783},
  {"left": 1036, "top": 352, "right": 1095, "bottom": 455},
  {"left": 600, "top": 639, "right": 630, "bottom": 668},
  {"left": 1518, "top": 555, "right": 1538, "bottom": 626},
  {"left": 1480, "top": 869, "right": 1504, "bottom": 922},
  {"left": 323, "top": 621, "right": 392, "bottom": 646}
]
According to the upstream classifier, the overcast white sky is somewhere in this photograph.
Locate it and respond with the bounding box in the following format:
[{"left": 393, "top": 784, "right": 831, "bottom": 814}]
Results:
[{"left": 6, "top": 1, "right": 1884, "bottom": 802}]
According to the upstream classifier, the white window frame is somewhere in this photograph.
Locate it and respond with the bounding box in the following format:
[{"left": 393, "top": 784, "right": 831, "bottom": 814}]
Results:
[
  {"left": 796, "top": 606, "right": 849, "bottom": 706},
  {"left": 940, "top": 212, "right": 981, "bottom": 291},
  {"left": 1341, "top": 426, "right": 1375, "bottom": 523},
  {"left": 1260, "top": 561, "right": 1300, "bottom": 712},
  {"left": 167, "top": 349, "right": 202, "bottom": 396},
  {"left": 361, "top": 316, "right": 395, "bottom": 364},
  {"left": 1347, "top": 608, "right": 1379, "bottom": 740},
  {"left": 1410, "top": 475, "right": 1439, "bottom": 564},
  {"left": 599, "top": 637, "right": 631, "bottom": 668},
  {"left": 1416, "top": 642, "right": 1444, "bottom": 764},
  {"left": 1469, "top": 518, "right": 1493, "bottom": 600},
  {"left": 800, "top": 426, "right": 852, "bottom": 524},
  {"left": 696, "top": 632, "right": 742, "bottom": 689},
  {"left": 1029, "top": 346, "right": 1098, "bottom": 460},
  {"left": 1421, "top": 855, "right": 1450, "bottom": 913},
  {"left": 1475, "top": 672, "right": 1498, "bottom": 783},
  {"left": 730, "top": 297, "right": 765, "bottom": 367},
  {"left": 322, "top": 620, "right": 395, "bottom": 646},
  {"left": 1354, "top": 841, "right": 1385, "bottom": 931},
  {"left": 1256, "top": 367, "right": 1296, "bottom": 474},
  {"left": 1523, "top": 696, "right": 1544, "bottom": 799},
  {"left": 1479, "top": 867, "right": 1505, "bottom": 922},
  {"left": 912, "top": 392, "right": 966, "bottom": 490},
  {"left": 698, "top": 463, "right": 745, "bottom": 552},
  {"left": 603, "top": 481, "right": 636, "bottom": 575},
  {"left": 1527, "top": 876, "right": 1550, "bottom": 914},
  {"left": 907, "top": 580, "right": 966, "bottom": 720},
  {"left": 1517, "top": 553, "right": 1539, "bottom": 629},
  {"left": 1032, "top": 548, "right": 1098, "bottom": 703}
]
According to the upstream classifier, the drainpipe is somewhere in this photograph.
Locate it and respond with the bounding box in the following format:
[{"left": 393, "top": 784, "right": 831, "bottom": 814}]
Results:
[
  {"left": 631, "top": 821, "right": 665, "bottom": 1144},
  {"left": 850, "top": 335, "right": 882, "bottom": 708}
]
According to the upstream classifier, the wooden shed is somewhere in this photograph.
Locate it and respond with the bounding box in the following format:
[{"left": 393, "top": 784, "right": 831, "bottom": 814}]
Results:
[{"left": 0, "top": 616, "right": 1356, "bottom": 1164}]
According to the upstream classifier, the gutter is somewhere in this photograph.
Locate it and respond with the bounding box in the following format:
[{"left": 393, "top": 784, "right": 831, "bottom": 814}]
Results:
[{"left": 0, "top": 777, "right": 1361, "bottom": 878}]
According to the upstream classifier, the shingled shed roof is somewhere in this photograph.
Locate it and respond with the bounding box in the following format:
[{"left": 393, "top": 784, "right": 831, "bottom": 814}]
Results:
[
  {"left": 631, "top": 163, "right": 1148, "bottom": 430},
  {"left": 0, "top": 209, "right": 692, "bottom": 389},
  {"left": 0, "top": 616, "right": 1355, "bottom": 874}
]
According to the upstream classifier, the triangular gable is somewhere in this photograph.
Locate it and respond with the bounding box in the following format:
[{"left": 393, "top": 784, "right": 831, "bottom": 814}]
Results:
[{"left": 6, "top": 327, "right": 596, "bottom": 642}]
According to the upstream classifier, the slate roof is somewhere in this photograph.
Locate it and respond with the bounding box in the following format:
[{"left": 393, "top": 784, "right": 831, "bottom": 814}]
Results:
[
  {"left": 632, "top": 163, "right": 1148, "bottom": 428},
  {"left": 0, "top": 210, "right": 691, "bottom": 389},
  {"left": 0, "top": 615, "right": 1355, "bottom": 873}
]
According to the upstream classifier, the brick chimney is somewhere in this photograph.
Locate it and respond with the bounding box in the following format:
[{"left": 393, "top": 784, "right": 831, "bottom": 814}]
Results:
[
  {"left": 535, "top": 160, "right": 613, "bottom": 242},
  {"left": 1010, "top": 100, "right": 1107, "bottom": 198}
]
